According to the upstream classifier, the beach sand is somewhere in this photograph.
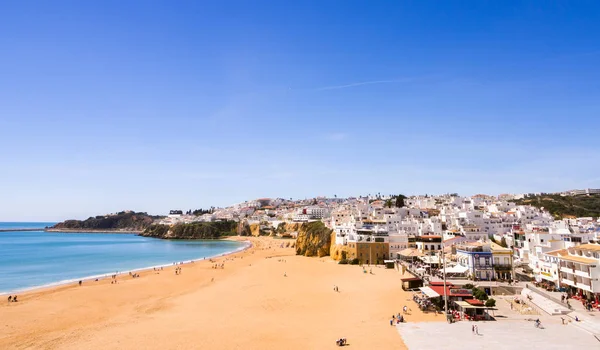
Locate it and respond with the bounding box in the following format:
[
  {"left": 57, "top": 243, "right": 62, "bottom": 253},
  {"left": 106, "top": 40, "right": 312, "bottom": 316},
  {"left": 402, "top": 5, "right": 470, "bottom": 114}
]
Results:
[{"left": 0, "top": 237, "right": 439, "bottom": 349}]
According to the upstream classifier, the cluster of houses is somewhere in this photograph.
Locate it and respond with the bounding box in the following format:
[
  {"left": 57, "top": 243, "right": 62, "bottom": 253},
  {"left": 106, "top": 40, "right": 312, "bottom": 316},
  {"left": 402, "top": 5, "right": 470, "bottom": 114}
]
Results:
[{"left": 157, "top": 191, "right": 600, "bottom": 301}]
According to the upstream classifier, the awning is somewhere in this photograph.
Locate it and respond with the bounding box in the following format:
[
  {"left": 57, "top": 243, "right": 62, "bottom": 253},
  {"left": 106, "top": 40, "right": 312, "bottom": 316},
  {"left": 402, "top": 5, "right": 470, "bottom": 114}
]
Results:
[
  {"left": 399, "top": 248, "right": 424, "bottom": 257},
  {"left": 419, "top": 286, "right": 441, "bottom": 298},
  {"left": 419, "top": 255, "right": 440, "bottom": 264},
  {"left": 455, "top": 301, "right": 487, "bottom": 309},
  {"left": 445, "top": 265, "right": 468, "bottom": 274}
]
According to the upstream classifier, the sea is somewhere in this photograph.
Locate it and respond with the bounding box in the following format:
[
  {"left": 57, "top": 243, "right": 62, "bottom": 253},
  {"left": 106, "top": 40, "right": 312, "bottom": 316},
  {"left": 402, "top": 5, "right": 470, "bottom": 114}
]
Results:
[{"left": 0, "top": 222, "right": 247, "bottom": 294}]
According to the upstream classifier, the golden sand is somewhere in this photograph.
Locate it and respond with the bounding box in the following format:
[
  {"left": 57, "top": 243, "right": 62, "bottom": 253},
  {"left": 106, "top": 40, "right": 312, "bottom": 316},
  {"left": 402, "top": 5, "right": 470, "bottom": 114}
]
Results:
[{"left": 0, "top": 237, "right": 439, "bottom": 349}]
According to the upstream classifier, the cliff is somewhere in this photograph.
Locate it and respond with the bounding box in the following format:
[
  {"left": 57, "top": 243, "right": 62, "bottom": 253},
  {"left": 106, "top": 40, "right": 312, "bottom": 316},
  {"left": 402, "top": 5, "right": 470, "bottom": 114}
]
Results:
[
  {"left": 330, "top": 236, "right": 351, "bottom": 262},
  {"left": 53, "top": 211, "right": 162, "bottom": 232},
  {"left": 295, "top": 221, "right": 332, "bottom": 257},
  {"left": 141, "top": 221, "right": 238, "bottom": 239}
]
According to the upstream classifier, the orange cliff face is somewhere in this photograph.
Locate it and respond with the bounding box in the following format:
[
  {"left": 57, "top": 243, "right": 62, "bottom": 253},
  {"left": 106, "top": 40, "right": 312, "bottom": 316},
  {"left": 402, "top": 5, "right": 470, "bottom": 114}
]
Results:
[{"left": 294, "top": 221, "right": 332, "bottom": 257}]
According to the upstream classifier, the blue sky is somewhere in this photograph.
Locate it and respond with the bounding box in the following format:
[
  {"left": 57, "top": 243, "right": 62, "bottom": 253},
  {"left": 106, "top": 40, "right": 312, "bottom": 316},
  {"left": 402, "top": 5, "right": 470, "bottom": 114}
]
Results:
[{"left": 1, "top": 1, "right": 599, "bottom": 221}]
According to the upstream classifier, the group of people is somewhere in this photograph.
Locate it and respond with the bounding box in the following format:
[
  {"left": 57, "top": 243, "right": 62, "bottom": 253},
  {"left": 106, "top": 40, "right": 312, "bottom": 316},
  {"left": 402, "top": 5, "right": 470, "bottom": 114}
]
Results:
[
  {"left": 333, "top": 285, "right": 339, "bottom": 292},
  {"left": 175, "top": 267, "right": 182, "bottom": 275},
  {"left": 413, "top": 293, "right": 434, "bottom": 311},
  {"left": 335, "top": 338, "right": 347, "bottom": 346},
  {"left": 212, "top": 263, "right": 225, "bottom": 269},
  {"left": 389, "top": 312, "right": 405, "bottom": 325},
  {"left": 7, "top": 295, "right": 18, "bottom": 303}
]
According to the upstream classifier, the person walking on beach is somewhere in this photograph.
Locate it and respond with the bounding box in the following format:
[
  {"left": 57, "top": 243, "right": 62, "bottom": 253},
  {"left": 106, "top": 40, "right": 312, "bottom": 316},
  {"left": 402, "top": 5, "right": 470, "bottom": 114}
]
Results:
[
  {"left": 79, "top": 280, "right": 82, "bottom": 286},
  {"left": 7, "top": 295, "right": 12, "bottom": 303}
]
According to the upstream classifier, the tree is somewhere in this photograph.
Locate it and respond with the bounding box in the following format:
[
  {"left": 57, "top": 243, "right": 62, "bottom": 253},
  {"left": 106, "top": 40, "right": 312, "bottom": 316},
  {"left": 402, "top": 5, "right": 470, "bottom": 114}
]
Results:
[
  {"left": 472, "top": 288, "right": 489, "bottom": 301},
  {"left": 500, "top": 237, "right": 508, "bottom": 248},
  {"left": 395, "top": 194, "right": 406, "bottom": 208},
  {"left": 385, "top": 199, "right": 393, "bottom": 208},
  {"left": 485, "top": 298, "right": 496, "bottom": 308}
]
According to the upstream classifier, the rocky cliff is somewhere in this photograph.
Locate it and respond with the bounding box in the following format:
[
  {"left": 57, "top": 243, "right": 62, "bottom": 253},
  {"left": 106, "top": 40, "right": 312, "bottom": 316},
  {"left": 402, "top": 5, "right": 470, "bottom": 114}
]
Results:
[
  {"left": 53, "top": 211, "right": 162, "bottom": 232},
  {"left": 330, "top": 237, "right": 351, "bottom": 261},
  {"left": 141, "top": 221, "right": 238, "bottom": 239},
  {"left": 295, "top": 221, "right": 332, "bottom": 257}
]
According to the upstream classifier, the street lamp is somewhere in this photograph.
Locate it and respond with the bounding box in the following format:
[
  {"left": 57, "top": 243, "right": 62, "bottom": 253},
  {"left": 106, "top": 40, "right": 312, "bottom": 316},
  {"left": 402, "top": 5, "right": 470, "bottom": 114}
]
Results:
[{"left": 440, "top": 247, "right": 449, "bottom": 320}]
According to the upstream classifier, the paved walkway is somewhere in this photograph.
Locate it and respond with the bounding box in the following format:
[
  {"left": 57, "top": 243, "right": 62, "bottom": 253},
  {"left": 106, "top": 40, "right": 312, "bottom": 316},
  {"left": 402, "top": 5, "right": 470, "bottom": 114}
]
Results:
[{"left": 396, "top": 321, "right": 600, "bottom": 349}]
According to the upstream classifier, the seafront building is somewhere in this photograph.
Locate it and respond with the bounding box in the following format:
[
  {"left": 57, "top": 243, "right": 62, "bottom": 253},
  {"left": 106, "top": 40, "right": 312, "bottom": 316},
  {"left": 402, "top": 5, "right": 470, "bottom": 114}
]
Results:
[
  {"left": 544, "top": 243, "right": 600, "bottom": 299},
  {"left": 153, "top": 193, "right": 599, "bottom": 285}
]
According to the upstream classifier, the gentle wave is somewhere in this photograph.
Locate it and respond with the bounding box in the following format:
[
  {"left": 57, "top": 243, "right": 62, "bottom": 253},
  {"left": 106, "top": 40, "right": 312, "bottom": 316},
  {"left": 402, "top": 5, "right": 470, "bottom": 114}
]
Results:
[{"left": 0, "top": 229, "right": 249, "bottom": 294}]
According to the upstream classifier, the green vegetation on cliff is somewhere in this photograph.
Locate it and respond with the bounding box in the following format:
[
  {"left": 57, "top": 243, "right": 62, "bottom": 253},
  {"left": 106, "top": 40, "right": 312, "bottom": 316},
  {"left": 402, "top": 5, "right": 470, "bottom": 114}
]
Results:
[
  {"left": 513, "top": 194, "right": 600, "bottom": 219},
  {"left": 295, "top": 221, "right": 332, "bottom": 257},
  {"left": 53, "top": 211, "right": 162, "bottom": 231},
  {"left": 142, "top": 221, "right": 238, "bottom": 239}
]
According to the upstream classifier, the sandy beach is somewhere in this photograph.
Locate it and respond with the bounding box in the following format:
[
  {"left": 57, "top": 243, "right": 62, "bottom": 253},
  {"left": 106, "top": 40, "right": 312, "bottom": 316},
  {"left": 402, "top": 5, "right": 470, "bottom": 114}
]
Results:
[{"left": 0, "top": 237, "right": 439, "bottom": 350}]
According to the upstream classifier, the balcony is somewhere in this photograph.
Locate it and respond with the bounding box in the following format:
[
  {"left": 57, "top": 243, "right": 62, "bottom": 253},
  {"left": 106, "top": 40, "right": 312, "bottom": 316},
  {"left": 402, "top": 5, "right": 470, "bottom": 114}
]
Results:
[
  {"left": 574, "top": 269, "right": 591, "bottom": 278},
  {"left": 559, "top": 265, "right": 574, "bottom": 274},
  {"left": 493, "top": 264, "right": 512, "bottom": 270}
]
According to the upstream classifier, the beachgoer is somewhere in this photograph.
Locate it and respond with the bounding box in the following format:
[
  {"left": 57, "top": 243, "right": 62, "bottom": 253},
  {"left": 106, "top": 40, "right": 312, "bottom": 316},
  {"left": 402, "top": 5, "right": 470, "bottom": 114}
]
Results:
[
  {"left": 390, "top": 319, "right": 393, "bottom": 326},
  {"left": 79, "top": 280, "right": 82, "bottom": 286},
  {"left": 13, "top": 296, "right": 17, "bottom": 302},
  {"left": 284, "top": 272, "right": 287, "bottom": 277},
  {"left": 7, "top": 295, "right": 12, "bottom": 303}
]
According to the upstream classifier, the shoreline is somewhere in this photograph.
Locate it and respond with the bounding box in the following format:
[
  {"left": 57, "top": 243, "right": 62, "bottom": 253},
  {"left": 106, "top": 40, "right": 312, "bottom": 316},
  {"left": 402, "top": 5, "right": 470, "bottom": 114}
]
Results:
[
  {"left": 0, "top": 238, "right": 252, "bottom": 296},
  {"left": 45, "top": 228, "right": 145, "bottom": 234}
]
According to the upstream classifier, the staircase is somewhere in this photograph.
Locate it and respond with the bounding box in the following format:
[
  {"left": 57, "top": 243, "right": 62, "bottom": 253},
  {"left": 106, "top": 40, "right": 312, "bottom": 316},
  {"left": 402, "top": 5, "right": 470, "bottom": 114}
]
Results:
[{"left": 521, "top": 288, "right": 571, "bottom": 316}]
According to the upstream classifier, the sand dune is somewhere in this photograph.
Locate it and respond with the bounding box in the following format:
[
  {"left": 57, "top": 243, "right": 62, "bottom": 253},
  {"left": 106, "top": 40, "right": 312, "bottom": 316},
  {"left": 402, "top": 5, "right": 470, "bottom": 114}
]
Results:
[{"left": 0, "top": 237, "right": 439, "bottom": 349}]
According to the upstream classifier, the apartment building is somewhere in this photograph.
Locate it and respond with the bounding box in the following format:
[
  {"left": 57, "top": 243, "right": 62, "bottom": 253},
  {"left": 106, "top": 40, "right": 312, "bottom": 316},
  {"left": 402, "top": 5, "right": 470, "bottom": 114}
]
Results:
[{"left": 547, "top": 244, "right": 600, "bottom": 299}]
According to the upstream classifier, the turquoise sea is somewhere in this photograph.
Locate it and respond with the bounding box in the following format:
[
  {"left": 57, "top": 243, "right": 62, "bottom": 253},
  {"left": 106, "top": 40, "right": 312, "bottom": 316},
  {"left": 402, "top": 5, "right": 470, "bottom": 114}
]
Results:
[{"left": 0, "top": 222, "right": 247, "bottom": 294}]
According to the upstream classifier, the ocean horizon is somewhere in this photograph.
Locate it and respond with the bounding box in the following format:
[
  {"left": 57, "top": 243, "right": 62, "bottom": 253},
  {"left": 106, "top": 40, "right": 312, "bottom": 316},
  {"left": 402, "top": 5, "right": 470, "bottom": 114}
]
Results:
[{"left": 0, "top": 222, "right": 246, "bottom": 294}]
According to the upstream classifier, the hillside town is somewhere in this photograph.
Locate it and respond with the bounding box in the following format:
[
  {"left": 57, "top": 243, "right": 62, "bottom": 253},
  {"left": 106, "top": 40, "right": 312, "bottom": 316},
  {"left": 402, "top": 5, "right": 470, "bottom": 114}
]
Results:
[{"left": 161, "top": 190, "right": 600, "bottom": 301}]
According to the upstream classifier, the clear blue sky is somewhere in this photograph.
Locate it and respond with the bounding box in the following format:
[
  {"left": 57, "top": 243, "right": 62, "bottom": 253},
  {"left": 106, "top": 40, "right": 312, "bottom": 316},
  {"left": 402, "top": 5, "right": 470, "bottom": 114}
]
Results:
[{"left": 1, "top": 1, "right": 599, "bottom": 221}]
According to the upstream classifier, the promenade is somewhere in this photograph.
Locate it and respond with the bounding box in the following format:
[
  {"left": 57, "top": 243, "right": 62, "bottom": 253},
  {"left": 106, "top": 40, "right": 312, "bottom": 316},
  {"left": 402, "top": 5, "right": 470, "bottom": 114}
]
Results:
[{"left": 397, "top": 320, "right": 599, "bottom": 350}]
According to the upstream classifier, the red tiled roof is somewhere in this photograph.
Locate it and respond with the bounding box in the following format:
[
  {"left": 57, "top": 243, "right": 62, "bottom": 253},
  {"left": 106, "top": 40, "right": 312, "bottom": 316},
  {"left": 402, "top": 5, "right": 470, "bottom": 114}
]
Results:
[{"left": 430, "top": 285, "right": 472, "bottom": 297}]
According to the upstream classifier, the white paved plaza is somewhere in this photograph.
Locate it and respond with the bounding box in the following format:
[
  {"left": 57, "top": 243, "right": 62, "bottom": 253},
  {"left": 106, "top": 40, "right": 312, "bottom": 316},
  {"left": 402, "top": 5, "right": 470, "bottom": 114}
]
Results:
[{"left": 397, "top": 320, "right": 599, "bottom": 350}]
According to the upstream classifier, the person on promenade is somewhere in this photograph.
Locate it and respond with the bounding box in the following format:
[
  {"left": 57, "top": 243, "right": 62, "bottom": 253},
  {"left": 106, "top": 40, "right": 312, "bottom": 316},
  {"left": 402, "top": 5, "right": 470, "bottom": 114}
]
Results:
[{"left": 472, "top": 325, "right": 475, "bottom": 334}]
